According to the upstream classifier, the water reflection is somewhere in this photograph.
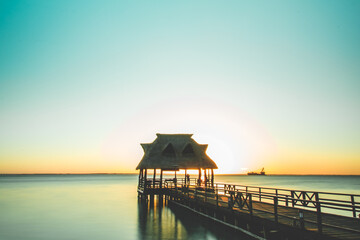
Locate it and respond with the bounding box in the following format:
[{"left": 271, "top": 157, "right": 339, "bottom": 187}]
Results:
[
  {"left": 138, "top": 196, "right": 181, "bottom": 240},
  {"left": 137, "top": 196, "right": 251, "bottom": 240}
]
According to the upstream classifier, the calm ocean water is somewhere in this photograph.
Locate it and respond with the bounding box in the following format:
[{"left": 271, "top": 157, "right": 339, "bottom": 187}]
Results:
[{"left": 0, "top": 174, "right": 359, "bottom": 240}]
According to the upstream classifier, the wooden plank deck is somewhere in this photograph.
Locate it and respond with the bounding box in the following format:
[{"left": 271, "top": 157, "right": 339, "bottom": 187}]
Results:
[
  {"left": 169, "top": 188, "right": 360, "bottom": 240},
  {"left": 139, "top": 179, "right": 360, "bottom": 240}
]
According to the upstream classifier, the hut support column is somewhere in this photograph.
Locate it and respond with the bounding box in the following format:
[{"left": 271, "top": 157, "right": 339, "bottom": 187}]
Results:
[
  {"left": 211, "top": 169, "right": 214, "bottom": 188},
  {"left": 144, "top": 169, "right": 148, "bottom": 189},
  {"left": 185, "top": 169, "right": 187, "bottom": 185},
  {"left": 138, "top": 169, "right": 143, "bottom": 188},
  {"left": 204, "top": 169, "right": 208, "bottom": 188},
  {"left": 160, "top": 170, "right": 163, "bottom": 188},
  {"left": 175, "top": 170, "right": 177, "bottom": 189},
  {"left": 198, "top": 168, "right": 202, "bottom": 186},
  {"left": 153, "top": 169, "right": 156, "bottom": 188}
]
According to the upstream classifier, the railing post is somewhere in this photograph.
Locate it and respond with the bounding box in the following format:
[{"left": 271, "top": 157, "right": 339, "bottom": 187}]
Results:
[
  {"left": 205, "top": 187, "right": 207, "bottom": 202},
  {"left": 274, "top": 196, "right": 278, "bottom": 223},
  {"left": 302, "top": 191, "right": 306, "bottom": 206},
  {"left": 291, "top": 191, "right": 295, "bottom": 207},
  {"left": 228, "top": 193, "right": 233, "bottom": 209},
  {"left": 159, "top": 170, "right": 163, "bottom": 188},
  {"left": 153, "top": 168, "right": 156, "bottom": 188},
  {"left": 216, "top": 186, "right": 219, "bottom": 207},
  {"left": 259, "top": 188, "right": 261, "bottom": 202},
  {"left": 299, "top": 210, "right": 305, "bottom": 230},
  {"left": 249, "top": 193, "right": 253, "bottom": 216},
  {"left": 315, "top": 193, "right": 322, "bottom": 234},
  {"left": 351, "top": 195, "right": 356, "bottom": 218},
  {"left": 144, "top": 169, "right": 147, "bottom": 190}
]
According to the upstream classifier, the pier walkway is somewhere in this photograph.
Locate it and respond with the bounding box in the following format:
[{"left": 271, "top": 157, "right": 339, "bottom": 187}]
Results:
[{"left": 138, "top": 178, "right": 360, "bottom": 240}]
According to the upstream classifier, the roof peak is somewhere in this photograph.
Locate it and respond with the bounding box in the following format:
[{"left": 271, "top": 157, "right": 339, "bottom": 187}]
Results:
[{"left": 156, "top": 133, "right": 193, "bottom": 137}]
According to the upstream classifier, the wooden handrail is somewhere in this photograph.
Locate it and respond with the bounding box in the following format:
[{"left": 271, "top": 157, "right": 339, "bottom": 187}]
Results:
[
  {"left": 139, "top": 177, "right": 360, "bottom": 221},
  {"left": 157, "top": 178, "right": 360, "bottom": 217}
]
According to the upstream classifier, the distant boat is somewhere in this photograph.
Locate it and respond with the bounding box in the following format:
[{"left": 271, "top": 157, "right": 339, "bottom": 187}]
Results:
[{"left": 247, "top": 168, "right": 266, "bottom": 175}]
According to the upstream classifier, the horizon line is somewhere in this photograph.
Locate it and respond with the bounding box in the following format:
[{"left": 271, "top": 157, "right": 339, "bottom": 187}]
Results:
[{"left": 0, "top": 173, "right": 359, "bottom": 176}]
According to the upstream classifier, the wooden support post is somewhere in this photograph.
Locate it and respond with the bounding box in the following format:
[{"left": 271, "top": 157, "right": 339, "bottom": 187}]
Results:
[
  {"left": 315, "top": 193, "right": 322, "bottom": 233},
  {"left": 204, "top": 168, "right": 207, "bottom": 188},
  {"left": 144, "top": 169, "right": 148, "bottom": 188},
  {"left": 160, "top": 169, "right": 163, "bottom": 188},
  {"left": 211, "top": 169, "right": 214, "bottom": 188},
  {"left": 153, "top": 168, "right": 156, "bottom": 188},
  {"left": 249, "top": 193, "right": 253, "bottom": 216},
  {"left": 274, "top": 196, "right": 278, "bottom": 223},
  {"left": 291, "top": 191, "right": 295, "bottom": 207},
  {"left": 286, "top": 196, "right": 289, "bottom": 206},
  {"left": 185, "top": 169, "right": 187, "bottom": 185},
  {"left": 216, "top": 185, "right": 219, "bottom": 207},
  {"left": 208, "top": 169, "right": 211, "bottom": 187},
  {"left": 262, "top": 226, "right": 267, "bottom": 239},
  {"left": 351, "top": 195, "right": 356, "bottom": 218},
  {"left": 138, "top": 169, "right": 142, "bottom": 187},
  {"left": 174, "top": 170, "right": 177, "bottom": 190},
  {"left": 150, "top": 194, "right": 154, "bottom": 206},
  {"left": 198, "top": 168, "right": 201, "bottom": 186},
  {"left": 259, "top": 188, "right": 262, "bottom": 202},
  {"left": 187, "top": 183, "right": 190, "bottom": 199},
  {"left": 206, "top": 168, "right": 208, "bottom": 182},
  {"left": 299, "top": 209, "right": 305, "bottom": 230},
  {"left": 302, "top": 191, "right": 306, "bottom": 206},
  {"left": 205, "top": 187, "right": 207, "bottom": 202}
]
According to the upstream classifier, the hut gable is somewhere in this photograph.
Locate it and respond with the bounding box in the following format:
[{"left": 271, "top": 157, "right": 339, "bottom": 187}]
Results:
[
  {"left": 162, "top": 143, "right": 176, "bottom": 157},
  {"left": 136, "top": 133, "right": 218, "bottom": 170},
  {"left": 182, "top": 144, "right": 195, "bottom": 156}
]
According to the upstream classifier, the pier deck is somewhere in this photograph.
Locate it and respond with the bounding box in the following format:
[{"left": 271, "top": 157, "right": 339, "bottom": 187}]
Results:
[{"left": 138, "top": 179, "right": 360, "bottom": 240}]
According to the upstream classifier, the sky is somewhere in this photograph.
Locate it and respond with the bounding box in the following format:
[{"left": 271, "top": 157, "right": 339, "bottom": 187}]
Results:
[{"left": 0, "top": 0, "right": 359, "bottom": 174}]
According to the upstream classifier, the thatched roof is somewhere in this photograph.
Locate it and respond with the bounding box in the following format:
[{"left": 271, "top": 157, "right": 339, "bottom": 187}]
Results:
[{"left": 136, "top": 134, "right": 218, "bottom": 170}]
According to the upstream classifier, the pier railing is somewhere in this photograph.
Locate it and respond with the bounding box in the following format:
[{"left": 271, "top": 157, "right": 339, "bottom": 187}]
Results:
[
  {"left": 138, "top": 177, "right": 360, "bottom": 237},
  {"left": 158, "top": 178, "right": 360, "bottom": 235},
  {"left": 214, "top": 182, "right": 360, "bottom": 217},
  {"left": 143, "top": 177, "right": 360, "bottom": 217}
]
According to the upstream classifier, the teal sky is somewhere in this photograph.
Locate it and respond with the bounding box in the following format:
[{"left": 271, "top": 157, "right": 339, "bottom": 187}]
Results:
[{"left": 0, "top": 0, "right": 359, "bottom": 174}]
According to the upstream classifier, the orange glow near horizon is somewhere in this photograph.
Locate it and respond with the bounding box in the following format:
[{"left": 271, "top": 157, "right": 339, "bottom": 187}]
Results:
[
  {"left": 0, "top": 100, "right": 359, "bottom": 175},
  {"left": 1, "top": 149, "right": 359, "bottom": 175}
]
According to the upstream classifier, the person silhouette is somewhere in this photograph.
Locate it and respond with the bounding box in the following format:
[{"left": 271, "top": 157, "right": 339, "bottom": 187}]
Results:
[{"left": 186, "top": 174, "right": 190, "bottom": 184}]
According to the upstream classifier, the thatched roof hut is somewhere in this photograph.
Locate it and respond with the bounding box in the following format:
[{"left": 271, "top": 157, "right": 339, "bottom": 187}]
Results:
[{"left": 136, "top": 133, "right": 217, "bottom": 170}]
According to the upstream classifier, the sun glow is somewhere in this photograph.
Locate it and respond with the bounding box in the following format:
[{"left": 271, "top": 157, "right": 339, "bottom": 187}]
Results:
[{"left": 102, "top": 97, "right": 277, "bottom": 174}]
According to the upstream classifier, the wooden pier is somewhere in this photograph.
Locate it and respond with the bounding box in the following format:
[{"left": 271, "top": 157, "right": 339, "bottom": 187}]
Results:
[
  {"left": 135, "top": 134, "right": 360, "bottom": 239},
  {"left": 138, "top": 178, "right": 360, "bottom": 240}
]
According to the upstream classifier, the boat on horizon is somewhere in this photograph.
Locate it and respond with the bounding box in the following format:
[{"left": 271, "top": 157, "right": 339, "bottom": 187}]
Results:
[{"left": 247, "top": 168, "right": 266, "bottom": 175}]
